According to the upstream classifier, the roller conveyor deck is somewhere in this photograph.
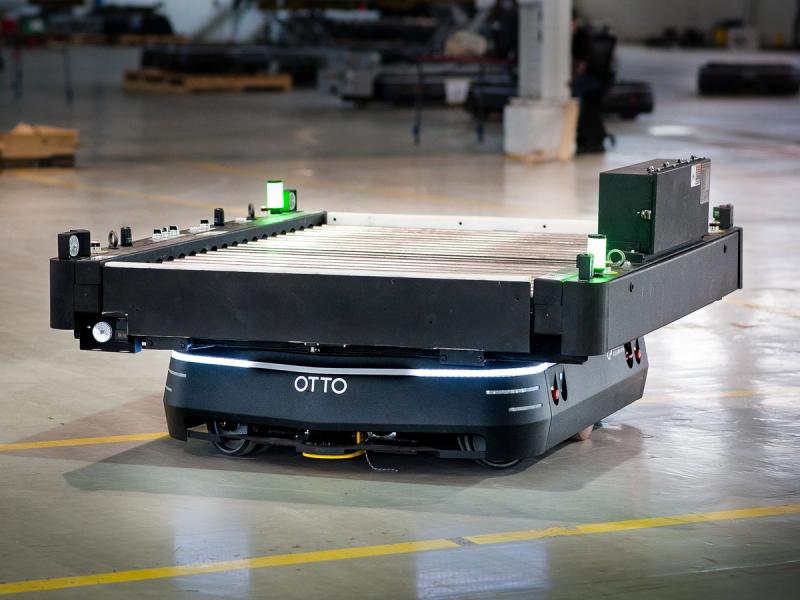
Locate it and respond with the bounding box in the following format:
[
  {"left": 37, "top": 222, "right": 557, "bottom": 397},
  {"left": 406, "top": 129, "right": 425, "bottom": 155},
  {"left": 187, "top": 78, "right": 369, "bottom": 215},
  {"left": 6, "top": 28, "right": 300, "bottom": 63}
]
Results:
[{"left": 111, "top": 224, "right": 588, "bottom": 286}]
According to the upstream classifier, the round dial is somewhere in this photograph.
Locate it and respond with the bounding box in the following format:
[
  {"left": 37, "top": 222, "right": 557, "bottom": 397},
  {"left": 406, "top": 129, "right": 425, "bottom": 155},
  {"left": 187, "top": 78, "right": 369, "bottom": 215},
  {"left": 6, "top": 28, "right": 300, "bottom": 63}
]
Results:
[
  {"left": 68, "top": 234, "right": 80, "bottom": 258},
  {"left": 92, "top": 321, "right": 113, "bottom": 344}
]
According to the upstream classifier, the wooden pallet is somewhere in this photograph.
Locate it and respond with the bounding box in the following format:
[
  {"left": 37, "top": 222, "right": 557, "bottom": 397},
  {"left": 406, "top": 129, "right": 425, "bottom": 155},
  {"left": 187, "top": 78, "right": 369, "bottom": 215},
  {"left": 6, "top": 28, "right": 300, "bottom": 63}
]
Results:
[
  {"left": 116, "top": 34, "right": 189, "bottom": 46},
  {"left": 123, "top": 69, "right": 293, "bottom": 94},
  {"left": 0, "top": 123, "right": 78, "bottom": 171},
  {"left": 1, "top": 155, "right": 75, "bottom": 170},
  {"left": 49, "top": 33, "right": 189, "bottom": 47},
  {"left": 57, "top": 33, "right": 109, "bottom": 46}
]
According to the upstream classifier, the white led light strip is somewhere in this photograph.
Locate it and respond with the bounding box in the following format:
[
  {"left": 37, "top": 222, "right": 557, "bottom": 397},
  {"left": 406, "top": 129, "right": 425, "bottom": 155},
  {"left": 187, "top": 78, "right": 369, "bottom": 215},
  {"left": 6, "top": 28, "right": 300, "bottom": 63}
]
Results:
[{"left": 171, "top": 351, "right": 553, "bottom": 379}]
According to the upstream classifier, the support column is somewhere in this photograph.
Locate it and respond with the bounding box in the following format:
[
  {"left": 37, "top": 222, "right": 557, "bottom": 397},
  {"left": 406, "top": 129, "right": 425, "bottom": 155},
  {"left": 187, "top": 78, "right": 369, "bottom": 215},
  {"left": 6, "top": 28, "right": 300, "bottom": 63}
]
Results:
[{"left": 503, "top": 0, "right": 577, "bottom": 161}]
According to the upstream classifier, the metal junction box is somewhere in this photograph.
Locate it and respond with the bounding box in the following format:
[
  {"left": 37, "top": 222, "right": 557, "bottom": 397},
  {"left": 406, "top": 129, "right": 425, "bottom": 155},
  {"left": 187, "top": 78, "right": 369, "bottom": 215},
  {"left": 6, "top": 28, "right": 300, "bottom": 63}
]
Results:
[{"left": 598, "top": 157, "right": 710, "bottom": 256}]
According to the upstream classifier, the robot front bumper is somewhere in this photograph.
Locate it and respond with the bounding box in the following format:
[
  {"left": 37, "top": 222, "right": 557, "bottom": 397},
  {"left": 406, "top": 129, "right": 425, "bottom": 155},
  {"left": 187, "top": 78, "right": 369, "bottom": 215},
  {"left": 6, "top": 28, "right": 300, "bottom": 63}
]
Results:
[{"left": 163, "top": 344, "right": 648, "bottom": 463}]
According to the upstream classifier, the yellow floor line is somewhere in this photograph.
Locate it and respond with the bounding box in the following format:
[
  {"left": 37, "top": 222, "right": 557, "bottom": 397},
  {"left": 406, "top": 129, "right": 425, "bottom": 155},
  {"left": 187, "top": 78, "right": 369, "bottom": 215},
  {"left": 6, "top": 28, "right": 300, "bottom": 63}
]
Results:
[
  {"left": 640, "top": 385, "right": 800, "bottom": 403},
  {"left": 723, "top": 297, "right": 800, "bottom": 320},
  {"left": 196, "top": 160, "right": 321, "bottom": 181},
  {"left": 1, "top": 504, "right": 798, "bottom": 595},
  {"left": 8, "top": 171, "right": 216, "bottom": 209},
  {"left": 195, "top": 160, "right": 498, "bottom": 209},
  {"left": 4, "top": 383, "right": 798, "bottom": 452},
  {"left": 0, "top": 540, "right": 459, "bottom": 596},
  {"left": 711, "top": 386, "right": 800, "bottom": 398},
  {"left": 465, "top": 503, "right": 800, "bottom": 545},
  {"left": 0, "top": 432, "right": 168, "bottom": 453}
]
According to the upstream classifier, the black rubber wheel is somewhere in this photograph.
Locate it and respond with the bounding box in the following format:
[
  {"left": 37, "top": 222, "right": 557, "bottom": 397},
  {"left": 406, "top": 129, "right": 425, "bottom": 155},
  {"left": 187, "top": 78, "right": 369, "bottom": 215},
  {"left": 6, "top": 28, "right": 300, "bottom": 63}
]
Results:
[
  {"left": 457, "top": 434, "right": 520, "bottom": 469},
  {"left": 207, "top": 420, "right": 258, "bottom": 457}
]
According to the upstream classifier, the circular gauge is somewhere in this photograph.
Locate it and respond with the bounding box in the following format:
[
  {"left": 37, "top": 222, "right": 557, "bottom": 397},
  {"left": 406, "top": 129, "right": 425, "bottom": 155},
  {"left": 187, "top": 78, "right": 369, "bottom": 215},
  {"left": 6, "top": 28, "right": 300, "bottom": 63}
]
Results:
[
  {"left": 68, "top": 234, "right": 80, "bottom": 258},
  {"left": 92, "top": 321, "right": 113, "bottom": 344}
]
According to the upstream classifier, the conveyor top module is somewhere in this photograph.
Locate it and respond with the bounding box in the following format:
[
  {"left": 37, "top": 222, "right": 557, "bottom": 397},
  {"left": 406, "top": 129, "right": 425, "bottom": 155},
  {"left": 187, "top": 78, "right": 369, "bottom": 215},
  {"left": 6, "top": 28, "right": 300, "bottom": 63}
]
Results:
[
  {"left": 112, "top": 225, "right": 587, "bottom": 286},
  {"left": 50, "top": 158, "right": 742, "bottom": 362}
]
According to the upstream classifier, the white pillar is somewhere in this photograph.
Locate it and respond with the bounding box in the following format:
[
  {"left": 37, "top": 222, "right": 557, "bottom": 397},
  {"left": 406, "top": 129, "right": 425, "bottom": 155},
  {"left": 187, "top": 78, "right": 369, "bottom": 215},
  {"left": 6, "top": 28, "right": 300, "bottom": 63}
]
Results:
[{"left": 504, "top": 0, "right": 577, "bottom": 161}]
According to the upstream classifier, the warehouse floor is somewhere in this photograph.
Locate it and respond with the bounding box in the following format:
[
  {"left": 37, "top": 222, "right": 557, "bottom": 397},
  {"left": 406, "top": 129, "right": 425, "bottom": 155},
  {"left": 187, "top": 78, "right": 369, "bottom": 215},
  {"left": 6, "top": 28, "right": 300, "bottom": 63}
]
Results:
[{"left": 1, "top": 46, "right": 799, "bottom": 598}]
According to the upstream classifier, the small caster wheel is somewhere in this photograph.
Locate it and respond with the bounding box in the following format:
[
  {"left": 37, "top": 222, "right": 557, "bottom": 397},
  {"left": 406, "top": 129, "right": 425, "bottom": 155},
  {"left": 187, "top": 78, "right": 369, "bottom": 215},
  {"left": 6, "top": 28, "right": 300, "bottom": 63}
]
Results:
[
  {"left": 208, "top": 420, "right": 258, "bottom": 457},
  {"left": 573, "top": 424, "right": 594, "bottom": 441},
  {"left": 480, "top": 457, "right": 522, "bottom": 469},
  {"left": 457, "top": 434, "right": 520, "bottom": 469}
]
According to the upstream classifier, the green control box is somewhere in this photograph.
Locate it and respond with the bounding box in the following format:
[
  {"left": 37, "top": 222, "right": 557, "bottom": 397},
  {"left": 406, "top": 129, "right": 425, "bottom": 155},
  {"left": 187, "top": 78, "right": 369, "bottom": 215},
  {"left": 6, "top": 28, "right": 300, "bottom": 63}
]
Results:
[{"left": 598, "top": 157, "right": 710, "bottom": 256}]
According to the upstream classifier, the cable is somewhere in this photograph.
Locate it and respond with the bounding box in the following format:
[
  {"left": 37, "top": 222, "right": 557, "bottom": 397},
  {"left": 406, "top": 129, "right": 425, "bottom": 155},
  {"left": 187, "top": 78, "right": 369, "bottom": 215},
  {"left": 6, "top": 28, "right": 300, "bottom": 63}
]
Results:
[{"left": 364, "top": 451, "right": 398, "bottom": 473}]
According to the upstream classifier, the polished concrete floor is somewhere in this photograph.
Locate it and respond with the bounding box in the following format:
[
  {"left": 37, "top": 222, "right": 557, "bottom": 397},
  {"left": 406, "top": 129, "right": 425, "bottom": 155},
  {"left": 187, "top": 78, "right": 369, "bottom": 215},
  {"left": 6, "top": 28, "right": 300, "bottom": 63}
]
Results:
[{"left": 1, "top": 45, "right": 799, "bottom": 598}]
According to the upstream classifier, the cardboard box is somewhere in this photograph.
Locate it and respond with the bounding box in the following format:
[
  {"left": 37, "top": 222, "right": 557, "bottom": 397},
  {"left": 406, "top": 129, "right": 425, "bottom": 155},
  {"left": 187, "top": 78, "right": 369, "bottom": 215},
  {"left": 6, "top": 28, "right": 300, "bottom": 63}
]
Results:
[{"left": 0, "top": 123, "right": 79, "bottom": 160}]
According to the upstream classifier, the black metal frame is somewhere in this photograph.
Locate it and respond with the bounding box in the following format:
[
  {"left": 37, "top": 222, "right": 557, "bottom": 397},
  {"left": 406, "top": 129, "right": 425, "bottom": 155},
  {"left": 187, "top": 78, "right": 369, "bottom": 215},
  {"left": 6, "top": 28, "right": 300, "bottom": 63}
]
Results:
[
  {"left": 533, "top": 228, "right": 742, "bottom": 357},
  {"left": 50, "top": 211, "right": 326, "bottom": 331},
  {"left": 50, "top": 209, "right": 742, "bottom": 361},
  {"left": 104, "top": 267, "right": 532, "bottom": 353}
]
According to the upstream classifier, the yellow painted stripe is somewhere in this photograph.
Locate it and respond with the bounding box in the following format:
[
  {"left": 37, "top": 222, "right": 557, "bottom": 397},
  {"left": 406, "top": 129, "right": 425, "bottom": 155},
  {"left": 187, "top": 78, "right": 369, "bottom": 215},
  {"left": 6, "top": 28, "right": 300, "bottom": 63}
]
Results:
[
  {"left": 4, "top": 382, "right": 798, "bottom": 453},
  {"left": 8, "top": 171, "right": 216, "bottom": 209},
  {"left": 195, "top": 161, "right": 498, "bottom": 209},
  {"left": 0, "top": 432, "right": 168, "bottom": 452},
  {"left": 0, "top": 505, "right": 797, "bottom": 595},
  {"left": 4, "top": 382, "right": 799, "bottom": 452},
  {"left": 640, "top": 385, "right": 800, "bottom": 403},
  {"left": 708, "top": 386, "right": 800, "bottom": 398},
  {"left": 465, "top": 503, "right": 800, "bottom": 545},
  {"left": 723, "top": 297, "right": 800, "bottom": 319},
  {"left": 0, "top": 540, "right": 458, "bottom": 595}
]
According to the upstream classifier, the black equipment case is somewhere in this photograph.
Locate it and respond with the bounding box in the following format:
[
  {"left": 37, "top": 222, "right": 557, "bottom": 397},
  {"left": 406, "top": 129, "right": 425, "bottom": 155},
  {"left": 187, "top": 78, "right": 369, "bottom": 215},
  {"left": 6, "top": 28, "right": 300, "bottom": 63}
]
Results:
[{"left": 698, "top": 62, "right": 800, "bottom": 95}]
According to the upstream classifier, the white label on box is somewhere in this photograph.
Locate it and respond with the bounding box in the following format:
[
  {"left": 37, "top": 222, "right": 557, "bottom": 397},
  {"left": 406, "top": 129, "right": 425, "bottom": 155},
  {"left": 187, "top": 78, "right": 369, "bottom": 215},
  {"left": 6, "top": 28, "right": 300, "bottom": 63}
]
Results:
[{"left": 691, "top": 164, "right": 700, "bottom": 187}]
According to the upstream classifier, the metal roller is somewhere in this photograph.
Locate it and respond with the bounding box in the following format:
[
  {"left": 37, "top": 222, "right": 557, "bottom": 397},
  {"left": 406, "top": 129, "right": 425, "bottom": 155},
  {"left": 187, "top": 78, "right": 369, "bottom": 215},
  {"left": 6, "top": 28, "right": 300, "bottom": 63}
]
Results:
[{"left": 156, "top": 224, "right": 586, "bottom": 282}]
